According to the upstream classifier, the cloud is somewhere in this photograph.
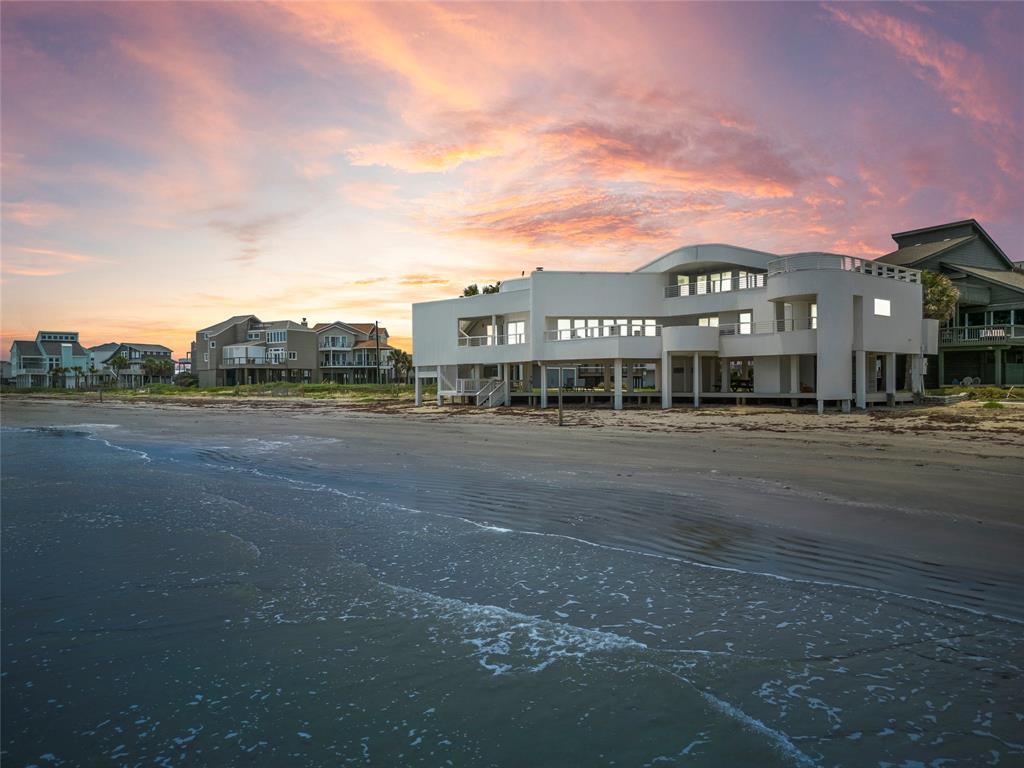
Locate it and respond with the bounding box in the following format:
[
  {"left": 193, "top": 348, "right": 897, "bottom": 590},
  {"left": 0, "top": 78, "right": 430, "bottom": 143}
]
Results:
[
  {"left": 398, "top": 274, "right": 449, "bottom": 286},
  {"left": 205, "top": 210, "right": 306, "bottom": 260},
  {"left": 2, "top": 246, "right": 109, "bottom": 278},
  {"left": 439, "top": 186, "right": 727, "bottom": 248},
  {"left": 823, "top": 4, "right": 1013, "bottom": 129},
  {"left": 339, "top": 181, "right": 401, "bottom": 210},
  {"left": 347, "top": 140, "right": 504, "bottom": 174},
  {"left": 2, "top": 200, "right": 69, "bottom": 227}
]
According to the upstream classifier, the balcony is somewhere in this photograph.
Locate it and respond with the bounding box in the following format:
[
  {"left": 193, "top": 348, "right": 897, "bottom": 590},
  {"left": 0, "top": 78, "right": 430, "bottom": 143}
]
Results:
[
  {"left": 222, "top": 356, "right": 288, "bottom": 366},
  {"left": 767, "top": 254, "right": 920, "bottom": 283},
  {"left": 719, "top": 318, "right": 815, "bottom": 336},
  {"left": 457, "top": 333, "right": 527, "bottom": 347},
  {"left": 939, "top": 325, "right": 1024, "bottom": 346},
  {"left": 664, "top": 273, "right": 766, "bottom": 298},
  {"left": 544, "top": 323, "right": 660, "bottom": 342}
]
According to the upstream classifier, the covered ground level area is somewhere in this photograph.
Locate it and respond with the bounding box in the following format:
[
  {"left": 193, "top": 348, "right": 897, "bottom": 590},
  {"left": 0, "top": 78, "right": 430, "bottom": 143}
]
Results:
[
  {"left": 931, "top": 346, "right": 1024, "bottom": 387},
  {"left": 417, "top": 350, "right": 924, "bottom": 413},
  {"left": 219, "top": 367, "right": 314, "bottom": 386}
]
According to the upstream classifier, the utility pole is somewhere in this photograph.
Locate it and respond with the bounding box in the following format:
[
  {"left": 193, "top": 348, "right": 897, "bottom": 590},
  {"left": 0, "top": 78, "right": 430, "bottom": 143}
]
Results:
[{"left": 374, "top": 320, "right": 381, "bottom": 384}]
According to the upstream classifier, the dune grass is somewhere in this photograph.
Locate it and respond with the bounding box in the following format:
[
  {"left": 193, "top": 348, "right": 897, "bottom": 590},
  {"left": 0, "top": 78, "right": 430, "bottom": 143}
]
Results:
[
  {"left": 926, "top": 385, "right": 1023, "bottom": 400},
  {"left": 1, "top": 382, "right": 432, "bottom": 403}
]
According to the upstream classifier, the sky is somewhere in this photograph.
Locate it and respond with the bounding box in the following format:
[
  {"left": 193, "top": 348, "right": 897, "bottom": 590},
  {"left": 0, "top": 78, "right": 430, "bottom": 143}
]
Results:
[{"left": 2, "top": 1, "right": 1022, "bottom": 358}]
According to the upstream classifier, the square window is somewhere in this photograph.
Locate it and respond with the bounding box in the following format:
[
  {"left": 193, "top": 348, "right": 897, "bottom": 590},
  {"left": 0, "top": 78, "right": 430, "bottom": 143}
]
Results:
[
  {"left": 288, "top": 351, "right": 297, "bottom": 361},
  {"left": 874, "top": 298, "right": 891, "bottom": 317}
]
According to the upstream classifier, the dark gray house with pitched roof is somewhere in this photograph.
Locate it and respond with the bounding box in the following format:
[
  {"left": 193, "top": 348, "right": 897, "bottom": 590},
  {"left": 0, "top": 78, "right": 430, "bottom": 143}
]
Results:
[{"left": 876, "top": 220, "right": 1023, "bottom": 386}]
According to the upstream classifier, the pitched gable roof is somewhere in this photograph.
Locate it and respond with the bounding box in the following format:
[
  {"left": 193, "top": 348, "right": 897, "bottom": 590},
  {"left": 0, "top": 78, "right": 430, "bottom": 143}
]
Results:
[
  {"left": 353, "top": 339, "right": 393, "bottom": 350},
  {"left": 312, "top": 321, "right": 363, "bottom": 334},
  {"left": 199, "top": 314, "right": 257, "bottom": 335},
  {"left": 121, "top": 343, "right": 173, "bottom": 354},
  {"left": 12, "top": 340, "right": 41, "bottom": 356},
  {"left": 943, "top": 263, "right": 1024, "bottom": 293},
  {"left": 888, "top": 219, "right": 1014, "bottom": 268},
  {"left": 39, "top": 340, "right": 88, "bottom": 356},
  {"left": 875, "top": 236, "right": 975, "bottom": 267}
]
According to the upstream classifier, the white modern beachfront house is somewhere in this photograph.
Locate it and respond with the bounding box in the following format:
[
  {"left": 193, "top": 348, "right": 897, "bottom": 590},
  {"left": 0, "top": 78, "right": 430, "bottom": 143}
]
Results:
[{"left": 412, "top": 244, "right": 939, "bottom": 412}]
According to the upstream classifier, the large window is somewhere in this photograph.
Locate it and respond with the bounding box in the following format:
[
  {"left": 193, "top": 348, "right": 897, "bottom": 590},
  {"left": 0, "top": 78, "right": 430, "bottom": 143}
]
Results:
[
  {"left": 698, "top": 316, "right": 719, "bottom": 327},
  {"left": 266, "top": 330, "right": 287, "bottom": 343},
  {"left": 739, "top": 312, "right": 752, "bottom": 335},
  {"left": 552, "top": 317, "right": 658, "bottom": 339},
  {"left": 507, "top": 320, "right": 526, "bottom": 344}
]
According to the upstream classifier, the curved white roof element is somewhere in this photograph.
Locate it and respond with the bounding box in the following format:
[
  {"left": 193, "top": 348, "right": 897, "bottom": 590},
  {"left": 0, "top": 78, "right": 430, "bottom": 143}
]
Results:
[{"left": 634, "top": 243, "right": 778, "bottom": 274}]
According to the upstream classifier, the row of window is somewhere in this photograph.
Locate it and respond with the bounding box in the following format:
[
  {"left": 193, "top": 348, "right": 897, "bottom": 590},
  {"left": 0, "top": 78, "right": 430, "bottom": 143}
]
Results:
[
  {"left": 554, "top": 318, "right": 658, "bottom": 337},
  {"left": 674, "top": 271, "right": 764, "bottom": 293},
  {"left": 40, "top": 333, "right": 76, "bottom": 341},
  {"left": 959, "top": 309, "right": 1024, "bottom": 326}
]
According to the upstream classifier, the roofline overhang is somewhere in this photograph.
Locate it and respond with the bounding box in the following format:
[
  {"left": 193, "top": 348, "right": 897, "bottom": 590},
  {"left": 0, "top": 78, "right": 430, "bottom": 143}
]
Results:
[{"left": 891, "top": 219, "right": 1013, "bottom": 268}]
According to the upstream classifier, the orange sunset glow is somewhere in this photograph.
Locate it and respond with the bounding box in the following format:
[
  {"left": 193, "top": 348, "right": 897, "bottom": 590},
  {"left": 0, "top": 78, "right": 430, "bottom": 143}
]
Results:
[{"left": 2, "top": 1, "right": 1021, "bottom": 358}]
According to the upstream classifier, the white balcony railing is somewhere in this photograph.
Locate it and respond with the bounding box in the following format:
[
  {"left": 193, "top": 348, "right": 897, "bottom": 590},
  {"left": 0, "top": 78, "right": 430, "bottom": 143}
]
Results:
[
  {"left": 939, "top": 325, "right": 1024, "bottom": 344},
  {"left": 664, "top": 273, "right": 766, "bottom": 298},
  {"left": 222, "top": 356, "right": 286, "bottom": 366},
  {"left": 767, "top": 254, "right": 921, "bottom": 283},
  {"left": 457, "top": 333, "right": 527, "bottom": 347},
  {"left": 544, "top": 324, "right": 661, "bottom": 342},
  {"left": 718, "top": 318, "right": 816, "bottom": 336}
]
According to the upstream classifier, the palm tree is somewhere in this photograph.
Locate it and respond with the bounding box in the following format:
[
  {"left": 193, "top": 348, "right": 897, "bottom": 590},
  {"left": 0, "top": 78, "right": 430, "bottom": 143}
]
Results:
[
  {"left": 71, "top": 365, "right": 85, "bottom": 390},
  {"left": 391, "top": 349, "right": 413, "bottom": 383},
  {"left": 142, "top": 357, "right": 161, "bottom": 384},
  {"left": 49, "top": 365, "right": 68, "bottom": 389},
  {"left": 108, "top": 354, "right": 129, "bottom": 388}
]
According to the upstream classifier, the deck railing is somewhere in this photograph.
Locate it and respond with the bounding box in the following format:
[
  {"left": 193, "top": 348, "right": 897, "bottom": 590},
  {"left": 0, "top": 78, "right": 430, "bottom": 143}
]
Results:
[
  {"left": 939, "top": 325, "right": 1024, "bottom": 344},
  {"left": 221, "top": 356, "right": 287, "bottom": 366},
  {"left": 544, "top": 324, "right": 661, "bottom": 342},
  {"left": 457, "top": 333, "right": 527, "bottom": 347},
  {"left": 664, "top": 273, "right": 766, "bottom": 298},
  {"left": 766, "top": 254, "right": 920, "bottom": 283},
  {"left": 718, "top": 318, "right": 815, "bottom": 336}
]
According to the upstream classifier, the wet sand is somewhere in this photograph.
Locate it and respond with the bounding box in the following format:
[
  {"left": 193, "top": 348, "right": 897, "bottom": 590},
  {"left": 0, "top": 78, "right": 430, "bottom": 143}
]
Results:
[
  {"left": 4, "top": 397, "right": 1023, "bottom": 584},
  {"left": 3, "top": 397, "right": 1023, "bottom": 766}
]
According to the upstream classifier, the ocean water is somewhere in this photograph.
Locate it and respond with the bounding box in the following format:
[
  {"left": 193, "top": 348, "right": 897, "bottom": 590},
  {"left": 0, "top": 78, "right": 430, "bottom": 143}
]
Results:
[{"left": 2, "top": 424, "right": 1022, "bottom": 767}]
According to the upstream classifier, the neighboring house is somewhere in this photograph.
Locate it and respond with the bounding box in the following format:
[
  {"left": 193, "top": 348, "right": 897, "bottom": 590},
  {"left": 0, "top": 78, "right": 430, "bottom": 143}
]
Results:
[
  {"left": 875, "top": 219, "right": 1023, "bottom": 386},
  {"left": 1, "top": 360, "right": 12, "bottom": 385},
  {"left": 192, "top": 315, "right": 402, "bottom": 387},
  {"left": 412, "top": 244, "right": 937, "bottom": 412},
  {"left": 192, "top": 315, "right": 319, "bottom": 387},
  {"left": 9, "top": 331, "right": 92, "bottom": 389},
  {"left": 90, "top": 342, "right": 174, "bottom": 387},
  {"left": 88, "top": 342, "right": 121, "bottom": 386},
  {"left": 313, "top": 322, "right": 395, "bottom": 383}
]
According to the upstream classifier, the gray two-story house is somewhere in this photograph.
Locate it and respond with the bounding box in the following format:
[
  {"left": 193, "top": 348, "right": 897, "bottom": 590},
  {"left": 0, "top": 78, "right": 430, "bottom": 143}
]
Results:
[
  {"left": 313, "top": 321, "right": 395, "bottom": 383},
  {"left": 193, "top": 315, "right": 319, "bottom": 387},
  {"left": 876, "top": 219, "right": 1023, "bottom": 387}
]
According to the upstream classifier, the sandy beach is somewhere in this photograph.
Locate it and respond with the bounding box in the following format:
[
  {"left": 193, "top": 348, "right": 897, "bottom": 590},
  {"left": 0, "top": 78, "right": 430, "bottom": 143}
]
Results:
[{"left": 4, "top": 396, "right": 1024, "bottom": 610}]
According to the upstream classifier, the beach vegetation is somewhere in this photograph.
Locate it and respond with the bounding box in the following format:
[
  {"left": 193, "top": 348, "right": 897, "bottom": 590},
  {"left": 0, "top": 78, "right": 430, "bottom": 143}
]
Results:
[
  {"left": 462, "top": 282, "right": 501, "bottom": 296},
  {"left": 921, "top": 272, "right": 959, "bottom": 321}
]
